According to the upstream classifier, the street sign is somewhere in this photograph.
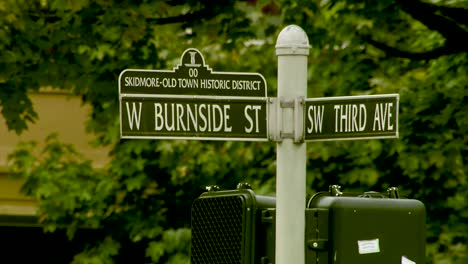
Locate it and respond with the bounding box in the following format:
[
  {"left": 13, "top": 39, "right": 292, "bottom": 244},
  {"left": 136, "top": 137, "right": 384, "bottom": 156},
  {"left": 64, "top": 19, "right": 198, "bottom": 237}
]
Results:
[
  {"left": 119, "top": 48, "right": 267, "bottom": 97},
  {"left": 304, "top": 94, "right": 398, "bottom": 141},
  {"left": 119, "top": 48, "right": 399, "bottom": 143},
  {"left": 119, "top": 48, "right": 269, "bottom": 141},
  {"left": 121, "top": 96, "right": 268, "bottom": 141}
]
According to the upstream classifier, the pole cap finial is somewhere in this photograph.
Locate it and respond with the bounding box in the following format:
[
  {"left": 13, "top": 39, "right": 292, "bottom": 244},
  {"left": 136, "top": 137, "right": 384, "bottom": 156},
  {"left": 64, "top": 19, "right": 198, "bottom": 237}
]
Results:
[{"left": 276, "top": 25, "right": 310, "bottom": 56}]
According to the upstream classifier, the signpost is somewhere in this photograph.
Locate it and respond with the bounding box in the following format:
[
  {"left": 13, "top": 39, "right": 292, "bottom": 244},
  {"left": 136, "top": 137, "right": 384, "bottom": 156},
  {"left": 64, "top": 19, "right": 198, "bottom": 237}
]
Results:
[
  {"left": 275, "top": 25, "right": 309, "bottom": 264},
  {"left": 119, "top": 48, "right": 269, "bottom": 141}
]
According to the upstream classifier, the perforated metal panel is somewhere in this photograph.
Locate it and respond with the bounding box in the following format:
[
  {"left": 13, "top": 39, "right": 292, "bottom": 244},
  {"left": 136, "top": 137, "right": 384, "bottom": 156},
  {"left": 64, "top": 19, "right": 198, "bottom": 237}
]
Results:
[{"left": 191, "top": 195, "right": 246, "bottom": 264}]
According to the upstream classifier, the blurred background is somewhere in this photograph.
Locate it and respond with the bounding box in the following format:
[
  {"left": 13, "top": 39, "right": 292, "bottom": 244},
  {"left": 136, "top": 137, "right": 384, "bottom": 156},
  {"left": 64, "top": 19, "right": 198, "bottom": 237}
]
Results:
[{"left": 0, "top": 0, "right": 466, "bottom": 263}]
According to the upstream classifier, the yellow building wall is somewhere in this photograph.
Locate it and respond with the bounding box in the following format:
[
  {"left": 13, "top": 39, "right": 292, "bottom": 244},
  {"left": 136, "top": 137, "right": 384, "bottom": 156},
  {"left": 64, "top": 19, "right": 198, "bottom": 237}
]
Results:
[{"left": 0, "top": 91, "right": 109, "bottom": 220}]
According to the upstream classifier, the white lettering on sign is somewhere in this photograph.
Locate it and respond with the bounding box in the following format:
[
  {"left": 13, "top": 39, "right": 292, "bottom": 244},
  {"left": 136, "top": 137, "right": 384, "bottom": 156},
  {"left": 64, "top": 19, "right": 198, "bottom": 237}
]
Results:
[
  {"left": 200, "top": 79, "right": 231, "bottom": 90},
  {"left": 124, "top": 77, "right": 262, "bottom": 91},
  {"left": 154, "top": 103, "right": 233, "bottom": 133},
  {"left": 307, "top": 105, "right": 324, "bottom": 134},
  {"left": 333, "top": 104, "right": 367, "bottom": 133},
  {"left": 212, "top": 104, "right": 223, "bottom": 132},
  {"left": 188, "top": 68, "right": 198, "bottom": 77},
  {"left": 178, "top": 78, "right": 199, "bottom": 89},
  {"left": 162, "top": 78, "right": 177, "bottom": 88},
  {"left": 176, "top": 104, "right": 186, "bottom": 131},
  {"left": 244, "top": 105, "right": 261, "bottom": 133},
  {"left": 124, "top": 76, "right": 263, "bottom": 94},
  {"left": 232, "top": 80, "right": 261, "bottom": 91},
  {"left": 125, "top": 77, "right": 160, "bottom": 87},
  {"left": 223, "top": 105, "right": 233, "bottom": 132},
  {"left": 126, "top": 102, "right": 143, "bottom": 131},
  {"left": 373, "top": 103, "right": 394, "bottom": 131}
]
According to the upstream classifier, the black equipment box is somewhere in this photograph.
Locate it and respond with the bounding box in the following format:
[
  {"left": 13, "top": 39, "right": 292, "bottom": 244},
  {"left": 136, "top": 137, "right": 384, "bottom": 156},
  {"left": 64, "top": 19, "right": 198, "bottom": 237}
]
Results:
[
  {"left": 190, "top": 185, "right": 426, "bottom": 264},
  {"left": 306, "top": 192, "right": 426, "bottom": 264},
  {"left": 190, "top": 188, "right": 276, "bottom": 264}
]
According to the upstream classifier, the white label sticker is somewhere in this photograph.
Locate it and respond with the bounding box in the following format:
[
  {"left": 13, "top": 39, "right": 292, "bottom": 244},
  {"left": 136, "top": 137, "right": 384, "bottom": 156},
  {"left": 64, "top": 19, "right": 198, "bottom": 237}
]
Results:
[
  {"left": 357, "top": 238, "right": 380, "bottom": 254},
  {"left": 401, "top": 256, "right": 416, "bottom": 264}
]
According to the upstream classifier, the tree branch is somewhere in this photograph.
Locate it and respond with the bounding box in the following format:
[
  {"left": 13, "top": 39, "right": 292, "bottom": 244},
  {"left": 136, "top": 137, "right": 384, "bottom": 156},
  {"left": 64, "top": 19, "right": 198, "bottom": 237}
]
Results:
[
  {"left": 396, "top": 0, "right": 468, "bottom": 48},
  {"left": 361, "top": 34, "right": 455, "bottom": 60},
  {"left": 363, "top": 0, "right": 468, "bottom": 60},
  {"left": 398, "top": 0, "right": 468, "bottom": 27},
  {"left": 436, "top": 5, "right": 468, "bottom": 27},
  {"left": 146, "top": 9, "right": 215, "bottom": 25}
]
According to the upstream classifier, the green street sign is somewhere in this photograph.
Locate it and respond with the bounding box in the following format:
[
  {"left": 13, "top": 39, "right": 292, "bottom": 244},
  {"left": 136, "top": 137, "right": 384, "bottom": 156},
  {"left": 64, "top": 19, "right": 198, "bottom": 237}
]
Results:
[
  {"left": 304, "top": 94, "right": 398, "bottom": 141},
  {"left": 119, "top": 48, "right": 269, "bottom": 141},
  {"left": 120, "top": 96, "right": 268, "bottom": 141},
  {"left": 119, "top": 48, "right": 267, "bottom": 97},
  {"left": 119, "top": 49, "right": 399, "bottom": 142}
]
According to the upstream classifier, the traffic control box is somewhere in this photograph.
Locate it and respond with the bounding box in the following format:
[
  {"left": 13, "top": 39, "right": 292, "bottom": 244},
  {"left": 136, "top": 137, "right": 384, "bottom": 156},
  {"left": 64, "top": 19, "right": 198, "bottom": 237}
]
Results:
[
  {"left": 306, "top": 192, "right": 426, "bottom": 264},
  {"left": 190, "top": 186, "right": 425, "bottom": 264},
  {"left": 190, "top": 188, "right": 276, "bottom": 264}
]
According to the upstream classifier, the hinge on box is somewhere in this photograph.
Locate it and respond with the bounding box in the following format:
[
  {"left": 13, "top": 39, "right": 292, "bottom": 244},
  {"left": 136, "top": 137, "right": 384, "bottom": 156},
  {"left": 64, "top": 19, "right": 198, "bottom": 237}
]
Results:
[
  {"left": 387, "top": 187, "right": 400, "bottom": 198},
  {"left": 307, "top": 239, "right": 328, "bottom": 251},
  {"left": 329, "top": 185, "right": 343, "bottom": 196}
]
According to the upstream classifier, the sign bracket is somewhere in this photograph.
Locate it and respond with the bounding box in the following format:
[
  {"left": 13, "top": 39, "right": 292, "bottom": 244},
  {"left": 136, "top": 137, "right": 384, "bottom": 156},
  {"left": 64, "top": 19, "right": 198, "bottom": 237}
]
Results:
[{"left": 269, "top": 96, "right": 305, "bottom": 143}]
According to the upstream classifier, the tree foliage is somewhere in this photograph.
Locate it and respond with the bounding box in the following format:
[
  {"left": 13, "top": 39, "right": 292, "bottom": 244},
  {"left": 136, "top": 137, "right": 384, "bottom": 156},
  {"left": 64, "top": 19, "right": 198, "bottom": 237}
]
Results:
[{"left": 3, "top": 0, "right": 467, "bottom": 263}]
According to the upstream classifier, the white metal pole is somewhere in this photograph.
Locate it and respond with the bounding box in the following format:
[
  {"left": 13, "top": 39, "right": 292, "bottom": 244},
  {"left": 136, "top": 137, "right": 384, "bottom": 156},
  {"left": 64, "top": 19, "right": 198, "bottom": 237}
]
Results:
[{"left": 275, "top": 25, "right": 309, "bottom": 264}]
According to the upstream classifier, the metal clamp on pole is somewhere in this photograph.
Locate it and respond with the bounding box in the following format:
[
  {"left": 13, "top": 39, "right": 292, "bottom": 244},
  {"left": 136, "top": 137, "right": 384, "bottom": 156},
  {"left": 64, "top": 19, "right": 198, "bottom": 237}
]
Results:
[
  {"left": 268, "top": 97, "right": 279, "bottom": 142},
  {"left": 294, "top": 97, "right": 304, "bottom": 143},
  {"left": 268, "top": 97, "right": 305, "bottom": 143},
  {"left": 279, "top": 97, "right": 294, "bottom": 140}
]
